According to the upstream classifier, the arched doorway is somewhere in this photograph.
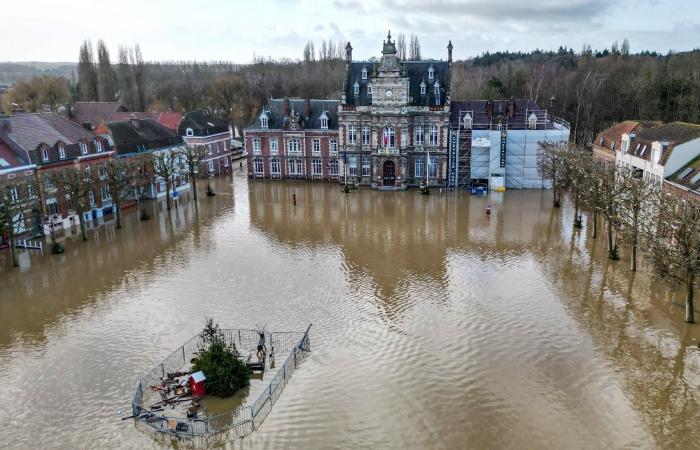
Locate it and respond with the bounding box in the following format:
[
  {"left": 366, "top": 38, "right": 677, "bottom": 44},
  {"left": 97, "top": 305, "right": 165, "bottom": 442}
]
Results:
[{"left": 382, "top": 160, "right": 396, "bottom": 186}]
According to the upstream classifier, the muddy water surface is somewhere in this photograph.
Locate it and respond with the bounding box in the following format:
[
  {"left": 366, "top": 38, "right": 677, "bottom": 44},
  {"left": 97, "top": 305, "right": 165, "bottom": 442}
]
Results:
[{"left": 1, "top": 171, "right": 699, "bottom": 449}]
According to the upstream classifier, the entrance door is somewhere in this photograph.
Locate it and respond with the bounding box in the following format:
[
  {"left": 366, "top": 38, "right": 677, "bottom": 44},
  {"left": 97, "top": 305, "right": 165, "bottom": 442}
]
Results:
[{"left": 382, "top": 161, "right": 396, "bottom": 186}]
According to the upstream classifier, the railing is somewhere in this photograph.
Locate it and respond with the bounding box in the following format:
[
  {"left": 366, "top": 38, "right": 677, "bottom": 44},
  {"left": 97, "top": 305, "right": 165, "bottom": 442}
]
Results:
[{"left": 131, "top": 326, "right": 311, "bottom": 442}]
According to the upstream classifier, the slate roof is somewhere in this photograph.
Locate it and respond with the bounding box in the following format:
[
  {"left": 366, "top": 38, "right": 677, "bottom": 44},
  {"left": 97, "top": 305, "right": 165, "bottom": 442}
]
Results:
[
  {"left": 69, "top": 102, "right": 128, "bottom": 129},
  {"left": 109, "top": 112, "right": 183, "bottom": 132},
  {"left": 669, "top": 155, "right": 700, "bottom": 192},
  {"left": 627, "top": 122, "right": 700, "bottom": 164},
  {"left": 595, "top": 120, "right": 661, "bottom": 151},
  {"left": 345, "top": 61, "right": 450, "bottom": 107},
  {"left": 246, "top": 99, "right": 339, "bottom": 131},
  {"left": 0, "top": 137, "right": 27, "bottom": 169},
  {"left": 450, "top": 99, "right": 550, "bottom": 129},
  {"left": 105, "top": 118, "right": 184, "bottom": 155},
  {"left": 178, "top": 111, "right": 228, "bottom": 136},
  {"left": 5, "top": 113, "right": 97, "bottom": 150}
]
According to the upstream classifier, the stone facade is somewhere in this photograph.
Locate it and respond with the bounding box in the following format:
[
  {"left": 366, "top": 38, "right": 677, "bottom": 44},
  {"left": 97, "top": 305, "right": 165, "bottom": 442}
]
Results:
[{"left": 339, "top": 32, "right": 452, "bottom": 190}]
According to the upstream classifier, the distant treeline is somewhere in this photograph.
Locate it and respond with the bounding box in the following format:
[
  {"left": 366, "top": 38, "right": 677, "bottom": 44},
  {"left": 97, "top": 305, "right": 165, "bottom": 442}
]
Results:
[{"left": 2, "top": 38, "right": 699, "bottom": 144}]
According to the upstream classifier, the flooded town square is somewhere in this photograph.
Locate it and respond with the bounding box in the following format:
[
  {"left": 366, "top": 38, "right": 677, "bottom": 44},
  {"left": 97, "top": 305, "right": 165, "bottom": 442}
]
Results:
[{"left": 1, "top": 170, "right": 699, "bottom": 449}]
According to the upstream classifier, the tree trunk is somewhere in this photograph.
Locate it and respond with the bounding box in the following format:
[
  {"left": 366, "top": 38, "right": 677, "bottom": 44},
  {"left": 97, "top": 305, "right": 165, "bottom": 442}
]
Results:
[
  {"left": 573, "top": 196, "right": 581, "bottom": 228},
  {"left": 191, "top": 171, "right": 198, "bottom": 201},
  {"left": 686, "top": 276, "right": 695, "bottom": 324},
  {"left": 116, "top": 205, "right": 122, "bottom": 229},
  {"left": 78, "top": 210, "right": 88, "bottom": 241},
  {"left": 630, "top": 244, "right": 637, "bottom": 272},
  {"left": 607, "top": 219, "right": 613, "bottom": 254},
  {"left": 166, "top": 181, "right": 172, "bottom": 211},
  {"left": 9, "top": 231, "right": 18, "bottom": 267},
  {"left": 592, "top": 212, "right": 598, "bottom": 238}
]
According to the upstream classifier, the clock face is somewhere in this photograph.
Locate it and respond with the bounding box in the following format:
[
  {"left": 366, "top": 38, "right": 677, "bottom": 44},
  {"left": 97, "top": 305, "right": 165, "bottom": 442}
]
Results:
[{"left": 385, "top": 89, "right": 393, "bottom": 98}]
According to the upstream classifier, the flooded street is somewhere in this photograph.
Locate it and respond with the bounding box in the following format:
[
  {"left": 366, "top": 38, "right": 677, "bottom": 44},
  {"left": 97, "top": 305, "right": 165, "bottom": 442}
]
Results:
[{"left": 1, "top": 171, "right": 699, "bottom": 449}]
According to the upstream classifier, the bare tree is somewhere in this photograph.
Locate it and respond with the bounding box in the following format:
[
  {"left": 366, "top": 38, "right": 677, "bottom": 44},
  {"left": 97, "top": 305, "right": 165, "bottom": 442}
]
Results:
[
  {"left": 0, "top": 179, "right": 39, "bottom": 267},
  {"left": 104, "top": 159, "right": 134, "bottom": 228},
  {"left": 53, "top": 167, "right": 94, "bottom": 241},
  {"left": 96, "top": 39, "right": 116, "bottom": 102},
  {"left": 595, "top": 160, "right": 626, "bottom": 259},
  {"left": 117, "top": 45, "right": 136, "bottom": 110},
  {"left": 560, "top": 144, "right": 591, "bottom": 227},
  {"left": 181, "top": 145, "right": 207, "bottom": 201},
  {"left": 397, "top": 33, "right": 407, "bottom": 60},
  {"left": 618, "top": 168, "right": 659, "bottom": 271},
  {"left": 409, "top": 34, "right": 421, "bottom": 60},
  {"left": 78, "top": 40, "right": 98, "bottom": 101},
  {"left": 537, "top": 141, "right": 565, "bottom": 207},
  {"left": 151, "top": 150, "right": 181, "bottom": 211},
  {"left": 646, "top": 193, "right": 700, "bottom": 323}
]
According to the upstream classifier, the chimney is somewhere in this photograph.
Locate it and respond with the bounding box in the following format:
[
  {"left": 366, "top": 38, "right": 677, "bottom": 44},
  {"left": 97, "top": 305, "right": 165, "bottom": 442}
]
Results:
[
  {"left": 447, "top": 41, "right": 453, "bottom": 67},
  {"left": 130, "top": 113, "right": 140, "bottom": 130},
  {"left": 304, "top": 99, "right": 311, "bottom": 118},
  {"left": 345, "top": 42, "right": 353, "bottom": 69},
  {"left": 283, "top": 98, "right": 289, "bottom": 116}
]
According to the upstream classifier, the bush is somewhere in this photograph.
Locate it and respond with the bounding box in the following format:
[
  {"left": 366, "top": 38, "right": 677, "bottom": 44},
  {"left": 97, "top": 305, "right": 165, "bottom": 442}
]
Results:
[{"left": 191, "top": 319, "right": 250, "bottom": 398}]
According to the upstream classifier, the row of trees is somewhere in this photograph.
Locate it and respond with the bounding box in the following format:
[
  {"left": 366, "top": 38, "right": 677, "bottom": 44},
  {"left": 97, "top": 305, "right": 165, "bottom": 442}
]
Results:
[
  {"left": 0, "top": 74, "right": 70, "bottom": 113},
  {"left": 538, "top": 143, "right": 700, "bottom": 323},
  {"left": 0, "top": 146, "right": 209, "bottom": 267}
]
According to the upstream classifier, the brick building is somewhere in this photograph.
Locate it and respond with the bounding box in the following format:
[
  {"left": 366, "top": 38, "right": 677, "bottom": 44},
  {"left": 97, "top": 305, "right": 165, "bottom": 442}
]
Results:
[
  {"left": 0, "top": 113, "right": 113, "bottom": 234},
  {"left": 245, "top": 98, "right": 340, "bottom": 181},
  {"left": 339, "top": 32, "right": 452, "bottom": 190},
  {"left": 179, "top": 111, "right": 233, "bottom": 176},
  {"left": 0, "top": 135, "right": 39, "bottom": 239},
  {"left": 592, "top": 120, "right": 660, "bottom": 162}
]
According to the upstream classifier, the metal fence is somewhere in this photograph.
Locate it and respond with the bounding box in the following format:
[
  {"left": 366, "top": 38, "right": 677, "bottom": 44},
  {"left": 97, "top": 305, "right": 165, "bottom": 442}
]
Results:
[{"left": 131, "top": 326, "right": 311, "bottom": 442}]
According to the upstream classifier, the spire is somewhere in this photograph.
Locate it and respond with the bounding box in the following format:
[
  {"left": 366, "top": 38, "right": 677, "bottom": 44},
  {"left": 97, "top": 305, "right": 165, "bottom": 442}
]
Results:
[{"left": 387, "top": 30, "right": 392, "bottom": 43}]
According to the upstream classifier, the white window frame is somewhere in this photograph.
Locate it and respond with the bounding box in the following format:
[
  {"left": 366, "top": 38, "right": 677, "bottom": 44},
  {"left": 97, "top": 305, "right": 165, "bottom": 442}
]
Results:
[
  {"left": 353, "top": 82, "right": 359, "bottom": 95},
  {"left": 270, "top": 138, "right": 278, "bottom": 155},
  {"left": 368, "top": 83, "right": 373, "bottom": 95},
  {"left": 312, "top": 139, "right": 321, "bottom": 155},
  {"left": 361, "top": 67, "right": 367, "bottom": 80},
  {"left": 260, "top": 116, "right": 268, "bottom": 129},
  {"left": 321, "top": 116, "right": 328, "bottom": 129},
  {"left": 312, "top": 158, "right": 322, "bottom": 176},
  {"left": 9, "top": 186, "right": 18, "bottom": 202},
  {"left": 329, "top": 138, "right": 338, "bottom": 155},
  {"left": 429, "top": 126, "right": 438, "bottom": 147},
  {"left": 186, "top": 128, "right": 194, "bottom": 137},
  {"left": 384, "top": 127, "right": 396, "bottom": 148},
  {"left": 42, "top": 148, "right": 49, "bottom": 162},
  {"left": 101, "top": 184, "right": 111, "bottom": 202},
  {"left": 329, "top": 159, "right": 339, "bottom": 176},
  {"left": 348, "top": 126, "right": 356, "bottom": 145},
  {"left": 361, "top": 156, "right": 370, "bottom": 177},
  {"left": 286, "top": 139, "right": 302, "bottom": 155},
  {"left": 80, "top": 143, "right": 88, "bottom": 155},
  {"left": 88, "top": 190, "right": 95, "bottom": 206},
  {"left": 253, "top": 138, "right": 261, "bottom": 154},
  {"left": 361, "top": 126, "right": 370, "bottom": 146},
  {"left": 270, "top": 158, "right": 280, "bottom": 175},
  {"left": 59, "top": 146, "right": 66, "bottom": 159},
  {"left": 429, "top": 159, "right": 437, "bottom": 178},
  {"left": 428, "top": 67, "right": 434, "bottom": 79},
  {"left": 420, "top": 82, "right": 426, "bottom": 95},
  {"left": 415, "top": 158, "right": 424, "bottom": 178},
  {"left": 415, "top": 126, "right": 424, "bottom": 146},
  {"left": 95, "top": 140, "right": 103, "bottom": 152},
  {"left": 348, "top": 156, "right": 357, "bottom": 177},
  {"left": 253, "top": 158, "right": 264, "bottom": 175}
]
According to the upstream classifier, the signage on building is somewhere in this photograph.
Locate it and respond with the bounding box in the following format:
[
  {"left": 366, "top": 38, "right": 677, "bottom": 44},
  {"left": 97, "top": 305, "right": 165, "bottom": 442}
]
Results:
[
  {"left": 499, "top": 130, "right": 507, "bottom": 168},
  {"left": 448, "top": 130, "right": 458, "bottom": 187}
]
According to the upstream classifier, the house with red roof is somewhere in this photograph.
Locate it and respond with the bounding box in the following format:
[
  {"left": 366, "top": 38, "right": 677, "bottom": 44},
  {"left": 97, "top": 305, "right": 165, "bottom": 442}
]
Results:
[
  {"left": 0, "top": 135, "right": 38, "bottom": 239},
  {"left": 178, "top": 111, "right": 233, "bottom": 176},
  {"left": 592, "top": 120, "right": 661, "bottom": 162}
]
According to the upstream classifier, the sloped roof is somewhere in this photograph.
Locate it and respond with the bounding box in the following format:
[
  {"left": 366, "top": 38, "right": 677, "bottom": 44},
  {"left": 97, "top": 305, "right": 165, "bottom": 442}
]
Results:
[
  {"left": 450, "top": 99, "right": 549, "bottom": 129},
  {"left": 669, "top": 155, "right": 700, "bottom": 193},
  {"left": 106, "top": 118, "right": 183, "bottom": 154},
  {"left": 6, "top": 113, "right": 97, "bottom": 150},
  {"left": 0, "top": 137, "right": 26, "bottom": 168},
  {"left": 246, "top": 99, "right": 339, "bottom": 131},
  {"left": 594, "top": 120, "right": 661, "bottom": 151},
  {"left": 345, "top": 60, "right": 449, "bottom": 107},
  {"left": 178, "top": 111, "right": 228, "bottom": 136},
  {"left": 627, "top": 122, "right": 700, "bottom": 164},
  {"left": 69, "top": 102, "right": 128, "bottom": 128}
]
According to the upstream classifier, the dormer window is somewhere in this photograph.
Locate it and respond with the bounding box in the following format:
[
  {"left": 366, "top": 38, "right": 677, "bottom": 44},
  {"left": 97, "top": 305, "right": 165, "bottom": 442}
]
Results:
[
  {"left": 320, "top": 114, "right": 328, "bottom": 129},
  {"left": 260, "top": 115, "right": 268, "bottom": 129},
  {"left": 186, "top": 127, "right": 194, "bottom": 136},
  {"left": 528, "top": 113, "right": 538, "bottom": 130},
  {"left": 361, "top": 67, "right": 368, "bottom": 80},
  {"left": 428, "top": 66, "right": 434, "bottom": 80},
  {"left": 463, "top": 113, "right": 472, "bottom": 130},
  {"left": 59, "top": 146, "right": 66, "bottom": 159},
  {"left": 80, "top": 143, "right": 88, "bottom": 155},
  {"left": 95, "top": 140, "right": 102, "bottom": 152},
  {"left": 353, "top": 81, "right": 359, "bottom": 95},
  {"left": 42, "top": 148, "right": 49, "bottom": 162},
  {"left": 420, "top": 81, "right": 426, "bottom": 95},
  {"left": 433, "top": 81, "right": 440, "bottom": 95},
  {"left": 368, "top": 83, "right": 373, "bottom": 95}
]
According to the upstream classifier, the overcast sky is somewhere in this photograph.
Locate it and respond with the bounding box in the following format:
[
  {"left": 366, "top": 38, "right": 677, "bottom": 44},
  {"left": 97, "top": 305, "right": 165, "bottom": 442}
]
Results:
[{"left": 3, "top": 0, "right": 699, "bottom": 63}]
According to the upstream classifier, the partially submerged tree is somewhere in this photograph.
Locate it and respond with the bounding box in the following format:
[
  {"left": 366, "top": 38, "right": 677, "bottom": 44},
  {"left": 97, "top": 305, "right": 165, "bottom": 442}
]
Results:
[
  {"left": 618, "top": 168, "right": 659, "bottom": 271},
  {"left": 151, "top": 150, "right": 181, "bottom": 211},
  {"left": 594, "top": 160, "right": 626, "bottom": 259},
  {"left": 181, "top": 145, "right": 207, "bottom": 202},
  {"left": 192, "top": 319, "right": 250, "bottom": 397},
  {"left": 53, "top": 167, "right": 94, "bottom": 241},
  {"left": 560, "top": 144, "right": 592, "bottom": 228},
  {"left": 104, "top": 160, "right": 134, "bottom": 228},
  {"left": 0, "top": 180, "right": 39, "bottom": 267},
  {"left": 646, "top": 193, "right": 700, "bottom": 323},
  {"left": 537, "top": 141, "right": 565, "bottom": 207}
]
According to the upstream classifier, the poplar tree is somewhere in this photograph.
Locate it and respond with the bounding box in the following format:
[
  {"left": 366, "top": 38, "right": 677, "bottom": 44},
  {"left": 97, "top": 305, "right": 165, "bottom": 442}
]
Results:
[
  {"left": 78, "top": 40, "right": 98, "bottom": 101},
  {"left": 96, "top": 39, "right": 116, "bottom": 102}
]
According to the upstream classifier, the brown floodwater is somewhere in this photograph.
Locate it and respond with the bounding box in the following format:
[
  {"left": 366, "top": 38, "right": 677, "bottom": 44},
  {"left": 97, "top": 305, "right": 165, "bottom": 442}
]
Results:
[{"left": 1, "top": 170, "right": 699, "bottom": 450}]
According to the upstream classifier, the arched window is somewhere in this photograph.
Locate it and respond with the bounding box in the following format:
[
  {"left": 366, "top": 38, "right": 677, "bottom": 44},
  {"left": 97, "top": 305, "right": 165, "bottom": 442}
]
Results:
[
  {"left": 383, "top": 127, "right": 395, "bottom": 148},
  {"left": 428, "top": 66, "right": 434, "bottom": 79},
  {"left": 320, "top": 113, "right": 328, "bottom": 129},
  {"left": 59, "top": 146, "right": 66, "bottom": 159},
  {"left": 260, "top": 116, "right": 268, "bottom": 129},
  {"left": 186, "top": 127, "right": 194, "bottom": 136},
  {"left": 420, "top": 81, "right": 426, "bottom": 95},
  {"left": 361, "top": 67, "right": 368, "bottom": 80},
  {"left": 528, "top": 113, "right": 538, "bottom": 130},
  {"left": 463, "top": 113, "right": 472, "bottom": 130},
  {"left": 353, "top": 81, "right": 359, "bottom": 95},
  {"left": 368, "top": 83, "right": 373, "bottom": 95},
  {"left": 429, "top": 125, "right": 438, "bottom": 146}
]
